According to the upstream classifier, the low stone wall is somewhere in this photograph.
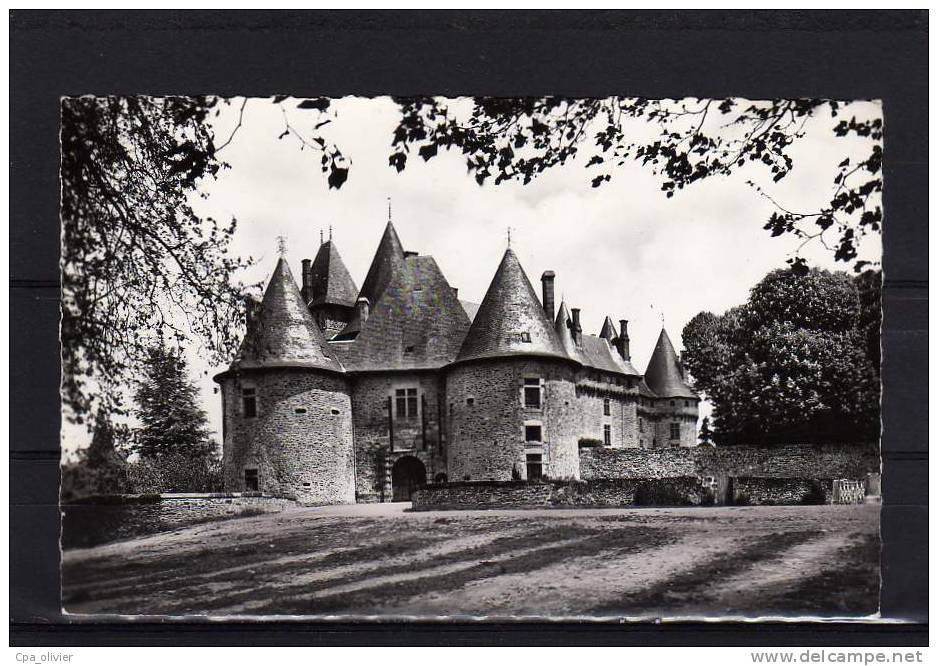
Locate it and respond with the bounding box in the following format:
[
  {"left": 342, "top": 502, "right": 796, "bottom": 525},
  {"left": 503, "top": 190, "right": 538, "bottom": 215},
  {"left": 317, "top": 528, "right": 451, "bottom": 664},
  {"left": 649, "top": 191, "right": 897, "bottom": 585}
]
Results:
[
  {"left": 579, "top": 444, "right": 879, "bottom": 482},
  {"left": 730, "top": 477, "right": 832, "bottom": 506},
  {"left": 61, "top": 493, "right": 295, "bottom": 549},
  {"left": 411, "top": 477, "right": 705, "bottom": 510}
]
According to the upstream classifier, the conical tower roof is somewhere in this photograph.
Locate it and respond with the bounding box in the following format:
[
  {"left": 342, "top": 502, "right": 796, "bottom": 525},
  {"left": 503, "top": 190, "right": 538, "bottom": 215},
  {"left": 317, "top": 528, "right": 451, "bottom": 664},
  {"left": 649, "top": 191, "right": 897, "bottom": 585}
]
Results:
[
  {"left": 358, "top": 220, "right": 405, "bottom": 306},
  {"left": 308, "top": 239, "right": 358, "bottom": 308},
  {"left": 599, "top": 316, "right": 618, "bottom": 340},
  {"left": 232, "top": 258, "right": 344, "bottom": 373},
  {"left": 456, "top": 248, "right": 568, "bottom": 363},
  {"left": 644, "top": 328, "right": 696, "bottom": 399}
]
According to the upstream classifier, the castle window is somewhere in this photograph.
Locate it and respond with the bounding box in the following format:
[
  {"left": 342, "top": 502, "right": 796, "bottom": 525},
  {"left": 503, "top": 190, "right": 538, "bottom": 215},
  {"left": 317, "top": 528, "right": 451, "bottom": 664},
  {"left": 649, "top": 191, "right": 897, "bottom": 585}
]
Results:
[
  {"left": 603, "top": 398, "right": 611, "bottom": 416},
  {"left": 466, "top": 397, "right": 475, "bottom": 407},
  {"left": 684, "top": 400, "right": 690, "bottom": 407},
  {"left": 244, "top": 468, "right": 259, "bottom": 491},
  {"left": 670, "top": 400, "right": 675, "bottom": 407},
  {"left": 639, "top": 417, "right": 645, "bottom": 433},
  {"left": 526, "top": 453, "right": 543, "bottom": 480},
  {"left": 242, "top": 387, "right": 257, "bottom": 418},
  {"left": 331, "top": 408, "right": 340, "bottom": 415},
  {"left": 670, "top": 422, "right": 681, "bottom": 440},
  {"left": 523, "top": 377, "right": 542, "bottom": 408},
  {"left": 294, "top": 408, "right": 307, "bottom": 415},
  {"left": 395, "top": 388, "right": 419, "bottom": 418},
  {"left": 524, "top": 424, "right": 542, "bottom": 443},
  {"left": 603, "top": 424, "right": 611, "bottom": 446}
]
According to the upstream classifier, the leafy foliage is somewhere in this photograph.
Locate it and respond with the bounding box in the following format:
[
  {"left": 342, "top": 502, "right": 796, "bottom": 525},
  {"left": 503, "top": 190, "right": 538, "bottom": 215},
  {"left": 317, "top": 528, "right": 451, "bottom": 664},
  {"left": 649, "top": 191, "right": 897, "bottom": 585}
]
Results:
[
  {"left": 682, "top": 268, "right": 881, "bottom": 446},
  {"left": 382, "top": 97, "right": 881, "bottom": 272},
  {"left": 698, "top": 417, "right": 714, "bottom": 446},
  {"left": 60, "top": 96, "right": 253, "bottom": 422},
  {"left": 133, "top": 344, "right": 215, "bottom": 461}
]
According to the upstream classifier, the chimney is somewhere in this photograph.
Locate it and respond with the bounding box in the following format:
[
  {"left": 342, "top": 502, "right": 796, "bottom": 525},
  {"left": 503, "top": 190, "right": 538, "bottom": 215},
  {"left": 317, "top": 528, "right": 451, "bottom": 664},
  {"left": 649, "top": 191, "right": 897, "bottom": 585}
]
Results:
[
  {"left": 540, "top": 271, "right": 556, "bottom": 321},
  {"left": 570, "top": 307, "right": 583, "bottom": 346},
  {"left": 356, "top": 297, "right": 370, "bottom": 325},
  {"left": 616, "top": 319, "right": 631, "bottom": 360},
  {"left": 301, "top": 258, "right": 312, "bottom": 303}
]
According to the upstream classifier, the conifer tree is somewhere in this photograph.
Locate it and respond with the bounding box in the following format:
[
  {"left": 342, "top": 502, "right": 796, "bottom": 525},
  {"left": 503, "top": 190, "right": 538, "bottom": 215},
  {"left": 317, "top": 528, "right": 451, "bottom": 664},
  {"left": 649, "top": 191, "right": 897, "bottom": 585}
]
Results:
[{"left": 133, "top": 344, "right": 213, "bottom": 461}]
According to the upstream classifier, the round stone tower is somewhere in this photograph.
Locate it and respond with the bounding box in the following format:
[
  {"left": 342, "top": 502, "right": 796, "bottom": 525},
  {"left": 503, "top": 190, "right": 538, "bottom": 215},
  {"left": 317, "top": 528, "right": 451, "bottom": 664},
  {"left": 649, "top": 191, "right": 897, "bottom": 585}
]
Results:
[
  {"left": 445, "top": 248, "right": 581, "bottom": 482},
  {"left": 643, "top": 327, "right": 700, "bottom": 448},
  {"left": 214, "top": 257, "right": 355, "bottom": 504}
]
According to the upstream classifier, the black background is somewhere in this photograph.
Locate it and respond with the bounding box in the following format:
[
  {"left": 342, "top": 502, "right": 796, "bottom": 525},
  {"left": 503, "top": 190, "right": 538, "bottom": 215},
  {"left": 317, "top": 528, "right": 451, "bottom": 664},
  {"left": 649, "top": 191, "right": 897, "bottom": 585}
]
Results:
[{"left": 10, "top": 10, "right": 928, "bottom": 646}]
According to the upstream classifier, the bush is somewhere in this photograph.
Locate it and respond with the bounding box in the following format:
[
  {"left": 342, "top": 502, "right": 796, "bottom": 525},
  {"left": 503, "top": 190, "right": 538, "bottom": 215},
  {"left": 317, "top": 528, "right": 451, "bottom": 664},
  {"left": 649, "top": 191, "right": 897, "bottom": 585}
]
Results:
[{"left": 125, "top": 453, "right": 223, "bottom": 493}]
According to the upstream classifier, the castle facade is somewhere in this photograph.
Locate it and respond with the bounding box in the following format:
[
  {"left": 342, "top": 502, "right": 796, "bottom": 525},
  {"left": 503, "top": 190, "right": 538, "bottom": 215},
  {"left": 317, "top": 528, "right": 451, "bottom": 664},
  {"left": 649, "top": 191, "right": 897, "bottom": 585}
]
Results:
[{"left": 214, "top": 221, "right": 699, "bottom": 504}]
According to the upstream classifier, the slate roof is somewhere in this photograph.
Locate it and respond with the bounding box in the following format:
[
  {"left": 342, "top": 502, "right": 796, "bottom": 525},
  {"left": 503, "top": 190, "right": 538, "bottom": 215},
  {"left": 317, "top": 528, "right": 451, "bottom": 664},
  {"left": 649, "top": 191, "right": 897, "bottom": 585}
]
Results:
[
  {"left": 227, "top": 258, "right": 344, "bottom": 374},
  {"left": 308, "top": 240, "right": 358, "bottom": 308},
  {"left": 455, "top": 248, "right": 568, "bottom": 363},
  {"left": 333, "top": 254, "right": 472, "bottom": 371},
  {"left": 335, "top": 221, "right": 406, "bottom": 340},
  {"left": 644, "top": 328, "right": 697, "bottom": 399},
  {"left": 554, "top": 301, "right": 640, "bottom": 376},
  {"left": 581, "top": 334, "right": 642, "bottom": 376}
]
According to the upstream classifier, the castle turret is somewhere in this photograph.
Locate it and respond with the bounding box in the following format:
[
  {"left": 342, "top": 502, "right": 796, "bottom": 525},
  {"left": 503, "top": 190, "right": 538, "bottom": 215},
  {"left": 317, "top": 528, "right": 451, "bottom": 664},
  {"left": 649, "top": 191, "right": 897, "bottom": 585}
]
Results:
[
  {"left": 214, "top": 257, "right": 355, "bottom": 504},
  {"left": 643, "top": 327, "right": 699, "bottom": 448},
  {"left": 305, "top": 236, "right": 359, "bottom": 339},
  {"left": 446, "top": 248, "right": 580, "bottom": 482}
]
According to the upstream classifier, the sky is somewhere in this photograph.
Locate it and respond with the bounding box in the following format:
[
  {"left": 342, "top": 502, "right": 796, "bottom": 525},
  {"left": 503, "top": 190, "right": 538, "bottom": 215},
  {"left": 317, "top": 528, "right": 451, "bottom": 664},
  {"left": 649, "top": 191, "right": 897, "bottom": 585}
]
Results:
[{"left": 62, "top": 97, "right": 883, "bottom": 456}]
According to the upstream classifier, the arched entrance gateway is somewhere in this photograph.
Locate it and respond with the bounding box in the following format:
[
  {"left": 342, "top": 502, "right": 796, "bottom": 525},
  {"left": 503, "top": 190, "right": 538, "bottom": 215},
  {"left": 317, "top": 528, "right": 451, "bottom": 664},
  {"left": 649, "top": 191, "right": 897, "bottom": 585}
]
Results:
[{"left": 391, "top": 456, "right": 427, "bottom": 501}]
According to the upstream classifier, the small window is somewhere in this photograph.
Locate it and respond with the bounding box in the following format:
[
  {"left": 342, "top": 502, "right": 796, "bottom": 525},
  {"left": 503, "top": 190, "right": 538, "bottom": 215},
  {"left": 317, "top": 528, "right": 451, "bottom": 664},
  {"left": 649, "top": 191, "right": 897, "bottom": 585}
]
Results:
[
  {"left": 684, "top": 400, "right": 690, "bottom": 408},
  {"left": 294, "top": 407, "right": 307, "bottom": 414},
  {"left": 244, "top": 468, "right": 259, "bottom": 491},
  {"left": 603, "top": 398, "right": 611, "bottom": 416},
  {"left": 395, "top": 388, "right": 419, "bottom": 418},
  {"left": 639, "top": 417, "right": 645, "bottom": 433},
  {"left": 523, "top": 377, "right": 541, "bottom": 408},
  {"left": 526, "top": 453, "right": 543, "bottom": 480},
  {"left": 603, "top": 424, "right": 611, "bottom": 446},
  {"left": 520, "top": 331, "right": 531, "bottom": 343},
  {"left": 670, "top": 422, "right": 680, "bottom": 440},
  {"left": 331, "top": 408, "right": 340, "bottom": 415},
  {"left": 670, "top": 400, "right": 675, "bottom": 407},
  {"left": 466, "top": 397, "right": 475, "bottom": 407},
  {"left": 302, "top": 482, "right": 311, "bottom": 487},
  {"left": 525, "top": 424, "right": 542, "bottom": 442},
  {"left": 242, "top": 387, "right": 257, "bottom": 418}
]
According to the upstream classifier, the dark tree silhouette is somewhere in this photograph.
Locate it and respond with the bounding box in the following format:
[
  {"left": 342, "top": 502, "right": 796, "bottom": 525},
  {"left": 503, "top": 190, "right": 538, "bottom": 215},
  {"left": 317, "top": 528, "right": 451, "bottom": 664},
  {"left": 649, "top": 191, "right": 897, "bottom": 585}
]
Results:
[
  {"left": 682, "top": 268, "right": 881, "bottom": 446},
  {"left": 133, "top": 344, "right": 214, "bottom": 461}
]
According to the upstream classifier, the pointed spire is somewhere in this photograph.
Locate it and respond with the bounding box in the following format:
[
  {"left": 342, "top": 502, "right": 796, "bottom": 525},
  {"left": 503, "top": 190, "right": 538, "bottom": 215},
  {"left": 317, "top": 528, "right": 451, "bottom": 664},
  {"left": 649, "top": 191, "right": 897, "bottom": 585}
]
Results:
[
  {"left": 357, "top": 220, "right": 406, "bottom": 306},
  {"left": 456, "top": 248, "right": 567, "bottom": 363},
  {"left": 233, "top": 257, "right": 344, "bottom": 373},
  {"left": 554, "top": 301, "right": 581, "bottom": 360},
  {"left": 644, "top": 328, "right": 696, "bottom": 399},
  {"left": 308, "top": 236, "right": 359, "bottom": 307},
  {"left": 599, "top": 316, "right": 618, "bottom": 341}
]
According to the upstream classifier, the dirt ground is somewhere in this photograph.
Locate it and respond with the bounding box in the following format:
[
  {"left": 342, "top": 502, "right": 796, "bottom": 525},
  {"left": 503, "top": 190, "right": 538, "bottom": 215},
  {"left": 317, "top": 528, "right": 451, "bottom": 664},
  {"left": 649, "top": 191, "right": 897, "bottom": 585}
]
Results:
[{"left": 62, "top": 503, "right": 881, "bottom": 620}]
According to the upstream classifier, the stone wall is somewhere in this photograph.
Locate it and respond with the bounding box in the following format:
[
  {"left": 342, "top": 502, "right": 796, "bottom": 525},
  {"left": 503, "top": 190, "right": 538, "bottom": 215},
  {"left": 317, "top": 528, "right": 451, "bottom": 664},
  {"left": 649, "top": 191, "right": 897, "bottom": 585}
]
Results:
[
  {"left": 411, "top": 477, "right": 705, "bottom": 510},
  {"left": 579, "top": 444, "right": 879, "bottom": 483},
  {"left": 445, "top": 357, "right": 580, "bottom": 482},
  {"left": 220, "top": 368, "right": 355, "bottom": 505},
  {"left": 730, "top": 477, "right": 831, "bottom": 506},
  {"left": 350, "top": 371, "right": 446, "bottom": 502},
  {"left": 571, "top": 377, "right": 640, "bottom": 449}
]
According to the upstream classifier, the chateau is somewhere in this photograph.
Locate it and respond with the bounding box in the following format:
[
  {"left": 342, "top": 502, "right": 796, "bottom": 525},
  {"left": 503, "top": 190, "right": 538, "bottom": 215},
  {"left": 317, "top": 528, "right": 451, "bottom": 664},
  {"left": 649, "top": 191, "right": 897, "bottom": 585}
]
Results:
[{"left": 214, "top": 220, "right": 699, "bottom": 504}]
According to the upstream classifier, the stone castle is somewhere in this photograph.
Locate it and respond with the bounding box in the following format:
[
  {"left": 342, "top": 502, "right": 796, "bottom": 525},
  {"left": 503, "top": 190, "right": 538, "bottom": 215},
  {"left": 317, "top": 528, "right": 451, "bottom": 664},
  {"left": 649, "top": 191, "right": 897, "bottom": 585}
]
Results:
[{"left": 214, "top": 220, "right": 699, "bottom": 504}]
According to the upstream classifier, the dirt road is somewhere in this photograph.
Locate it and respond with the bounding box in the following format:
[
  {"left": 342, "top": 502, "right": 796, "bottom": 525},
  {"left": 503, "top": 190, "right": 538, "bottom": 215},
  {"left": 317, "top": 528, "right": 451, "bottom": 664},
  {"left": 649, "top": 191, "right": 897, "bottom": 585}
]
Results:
[{"left": 62, "top": 503, "right": 880, "bottom": 620}]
